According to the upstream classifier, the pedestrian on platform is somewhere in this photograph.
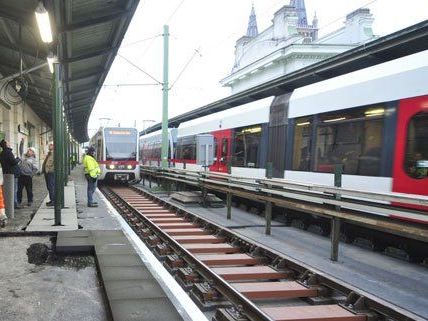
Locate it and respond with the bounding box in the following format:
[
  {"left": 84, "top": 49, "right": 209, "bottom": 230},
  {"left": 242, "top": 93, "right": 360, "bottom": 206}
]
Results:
[
  {"left": 17, "top": 147, "right": 39, "bottom": 207},
  {"left": 0, "top": 139, "right": 21, "bottom": 210},
  {"left": 0, "top": 166, "right": 6, "bottom": 227},
  {"left": 42, "top": 143, "right": 55, "bottom": 206},
  {"left": 83, "top": 146, "right": 101, "bottom": 207}
]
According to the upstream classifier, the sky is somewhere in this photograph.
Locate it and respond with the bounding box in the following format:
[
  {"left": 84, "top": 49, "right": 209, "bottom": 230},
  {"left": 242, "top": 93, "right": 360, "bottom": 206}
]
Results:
[{"left": 88, "top": 0, "right": 428, "bottom": 137}]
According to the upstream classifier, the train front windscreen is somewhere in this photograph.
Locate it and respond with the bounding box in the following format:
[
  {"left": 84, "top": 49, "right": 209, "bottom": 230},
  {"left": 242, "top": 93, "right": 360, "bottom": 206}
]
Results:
[{"left": 104, "top": 129, "right": 137, "bottom": 161}]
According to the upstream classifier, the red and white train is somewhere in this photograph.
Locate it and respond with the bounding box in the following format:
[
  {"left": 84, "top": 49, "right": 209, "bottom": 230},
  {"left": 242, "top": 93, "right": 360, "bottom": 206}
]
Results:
[
  {"left": 139, "top": 50, "right": 428, "bottom": 219},
  {"left": 90, "top": 127, "right": 140, "bottom": 183}
]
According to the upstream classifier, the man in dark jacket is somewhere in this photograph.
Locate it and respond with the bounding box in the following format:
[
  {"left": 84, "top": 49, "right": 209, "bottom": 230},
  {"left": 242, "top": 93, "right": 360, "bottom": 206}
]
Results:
[
  {"left": 42, "top": 142, "right": 55, "bottom": 206},
  {"left": 0, "top": 139, "right": 20, "bottom": 209}
]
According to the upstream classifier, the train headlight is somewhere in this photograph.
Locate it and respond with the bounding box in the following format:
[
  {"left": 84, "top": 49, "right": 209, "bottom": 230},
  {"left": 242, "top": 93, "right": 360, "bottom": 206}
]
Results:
[
  {"left": 109, "top": 164, "right": 115, "bottom": 170},
  {"left": 127, "top": 165, "right": 133, "bottom": 170}
]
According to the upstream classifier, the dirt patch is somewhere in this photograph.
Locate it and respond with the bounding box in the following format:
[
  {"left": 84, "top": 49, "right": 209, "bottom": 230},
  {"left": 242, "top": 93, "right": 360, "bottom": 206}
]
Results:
[
  {"left": 26, "top": 242, "right": 94, "bottom": 270},
  {"left": 47, "top": 254, "right": 95, "bottom": 270},
  {"left": 27, "top": 243, "right": 49, "bottom": 265}
]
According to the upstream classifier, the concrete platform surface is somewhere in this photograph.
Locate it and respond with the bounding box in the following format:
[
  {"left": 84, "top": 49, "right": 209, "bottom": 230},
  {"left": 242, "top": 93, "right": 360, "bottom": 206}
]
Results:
[
  {"left": 0, "top": 174, "right": 48, "bottom": 233},
  {"left": 26, "top": 182, "right": 78, "bottom": 232},
  {"left": 0, "top": 236, "right": 109, "bottom": 321},
  {"left": 56, "top": 229, "right": 199, "bottom": 321},
  {"left": 146, "top": 187, "right": 428, "bottom": 319},
  {"left": 72, "top": 166, "right": 121, "bottom": 231}
]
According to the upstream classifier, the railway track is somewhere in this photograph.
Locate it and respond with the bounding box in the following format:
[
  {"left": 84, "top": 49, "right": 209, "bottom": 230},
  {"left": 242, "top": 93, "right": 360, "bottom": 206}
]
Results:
[{"left": 100, "top": 185, "right": 425, "bottom": 321}]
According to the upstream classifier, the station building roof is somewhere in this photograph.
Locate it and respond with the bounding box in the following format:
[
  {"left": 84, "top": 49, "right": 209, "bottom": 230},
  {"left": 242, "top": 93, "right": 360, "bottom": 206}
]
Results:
[
  {"left": 0, "top": 0, "right": 139, "bottom": 142},
  {"left": 141, "top": 19, "right": 428, "bottom": 136}
]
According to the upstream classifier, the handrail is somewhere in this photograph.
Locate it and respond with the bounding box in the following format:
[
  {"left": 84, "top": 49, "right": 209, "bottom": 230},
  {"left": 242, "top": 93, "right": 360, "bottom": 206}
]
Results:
[{"left": 141, "top": 165, "right": 428, "bottom": 208}]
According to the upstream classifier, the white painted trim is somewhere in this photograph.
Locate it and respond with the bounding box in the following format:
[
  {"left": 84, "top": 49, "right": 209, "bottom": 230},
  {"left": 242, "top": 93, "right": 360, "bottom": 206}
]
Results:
[{"left": 284, "top": 170, "right": 392, "bottom": 193}]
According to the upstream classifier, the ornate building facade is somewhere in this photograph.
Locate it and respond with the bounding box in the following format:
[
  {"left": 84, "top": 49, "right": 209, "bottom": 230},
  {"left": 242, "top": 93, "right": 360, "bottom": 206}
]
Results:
[{"left": 221, "top": 1, "right": 376, "bottom": 94}]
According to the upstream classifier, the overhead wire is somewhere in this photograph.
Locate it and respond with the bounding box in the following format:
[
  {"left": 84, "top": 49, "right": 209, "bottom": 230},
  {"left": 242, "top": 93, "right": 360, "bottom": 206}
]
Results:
[
  {"left": 117, "top": 53, "right": 162, "bottom": 85},
  {"left": 169, "top": 48, "right": 202, "bottom": 90},
  {"left": 102, "top": 83, "right": 160, "bottom": 87},
  {"left": 317, "top": 0, "right": 378, "bottom": 32},
  {"left": 166, "top": 0, "right": 186, "bottom": 24},
  {"left": 121, "top": 34, "right": 162, "bottom": 48}
]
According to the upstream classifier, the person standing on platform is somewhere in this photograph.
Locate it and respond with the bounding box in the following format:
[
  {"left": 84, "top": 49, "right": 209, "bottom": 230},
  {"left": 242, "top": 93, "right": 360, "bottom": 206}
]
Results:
[
  {"left": 0, "top": 166, "right": 6, "bottom": 228},
  {"left": 83, "top": 146, "right": 101, "bottom": 207},
  {"left": 42, "top": 143, "right": 55, "bottom": 206},
  {"left": 0, "top": 140, "right": 20, "bottom": 212},
  {"left": 17, "top": 147, "right": 38, "bottom": 207}
]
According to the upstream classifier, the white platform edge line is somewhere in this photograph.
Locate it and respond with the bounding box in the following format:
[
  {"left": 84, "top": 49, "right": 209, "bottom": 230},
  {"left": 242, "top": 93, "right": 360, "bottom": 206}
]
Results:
[{"left": 96, "top": 189, "right": 209, "bottom": 321}]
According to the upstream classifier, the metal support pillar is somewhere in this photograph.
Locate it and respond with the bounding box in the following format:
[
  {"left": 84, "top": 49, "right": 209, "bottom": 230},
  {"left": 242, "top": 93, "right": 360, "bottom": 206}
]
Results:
[
  {"left": 160, "top": 25, "right": 169, "bottom": 168},
  {"left": 331, "top": 164, "right": 343, "bottom": 261},
  {"left": 64, "top": 128, "right": 69, "bottom": 186},
  {"left": 226, "top": 163, "right": 232, "bottom": 220},
  {"left": 265, "top": 200, "right": 272, "bottom": 235},
  {"left": 265, "top": 162, "right": 273, "bottom": 235},
  {"left": 53, "top": 63, "right": 64, "bottom": 225},
  {"left": 3, "top": 174, "right": 14, "bottom": 219}
]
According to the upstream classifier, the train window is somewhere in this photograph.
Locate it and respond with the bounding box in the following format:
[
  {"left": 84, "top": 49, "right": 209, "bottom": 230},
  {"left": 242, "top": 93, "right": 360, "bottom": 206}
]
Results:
[
  {"left": 232, "top": 126, "right": 262, "bottom": 167},
  {"left": 105, "top": 129, "right": 137, "bottom": 161},
  {"left": 214, "top": 138, "right": 218, "bottom": 160},
  {"left": 314, "top": 108, "right": 383, "bottom": 176},
  {"left": 292, "top": 118, "right": 312, "bottom": 171},
  {"left": 177, "top": 136, "right": 196, "bottom": 160},
  {"left": 221, "top": 138, "right": 228, "bottom": 161},
  {"left": 405, "top": 112, "right": 428, "bottom": 179}
]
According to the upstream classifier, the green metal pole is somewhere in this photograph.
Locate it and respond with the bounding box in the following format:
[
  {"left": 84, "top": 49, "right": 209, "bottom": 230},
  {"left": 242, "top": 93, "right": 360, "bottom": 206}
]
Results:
[
  {"left": 160, "top": 24, "right": 169, "bottom": 169},
  {"left": 63, "top": 126, "right": 67, "bottom": 185},
  {"left": 53, "top": 63, "right": 63, "bottom": 224},
  {"left": 59, "top": 79, "right": 65, "bottom": 208}
]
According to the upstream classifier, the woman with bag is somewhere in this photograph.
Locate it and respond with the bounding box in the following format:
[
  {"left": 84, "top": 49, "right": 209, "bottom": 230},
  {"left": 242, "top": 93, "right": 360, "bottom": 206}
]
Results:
[{"left": 17, "top": 147, "right": 39, "bottom": 207}]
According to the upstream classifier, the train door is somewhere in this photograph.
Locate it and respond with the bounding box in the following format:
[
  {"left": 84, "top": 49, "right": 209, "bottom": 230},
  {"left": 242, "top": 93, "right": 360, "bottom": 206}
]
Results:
[
  {"left": 210, "top": 129, "right": 232, "bottom": 172},
  {"left": 392, "top": 95, "right": 428, "bottom": 209}
]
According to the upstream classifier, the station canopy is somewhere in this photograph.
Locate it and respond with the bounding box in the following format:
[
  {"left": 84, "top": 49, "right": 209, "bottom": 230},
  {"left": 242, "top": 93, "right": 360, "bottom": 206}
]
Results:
[{"left": 0, "top": 0, "right": 139, "bottom": 142}]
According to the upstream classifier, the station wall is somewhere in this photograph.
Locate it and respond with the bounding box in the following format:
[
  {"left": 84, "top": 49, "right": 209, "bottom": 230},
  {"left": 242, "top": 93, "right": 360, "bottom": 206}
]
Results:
[{"left": 0, "top": 98, "right": 52, "bottom": 164}]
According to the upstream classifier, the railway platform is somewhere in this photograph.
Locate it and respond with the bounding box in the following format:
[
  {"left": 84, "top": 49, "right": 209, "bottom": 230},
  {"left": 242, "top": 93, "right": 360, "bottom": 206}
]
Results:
[{"left": 137, "top": 182, "right": 428, "bottom": 319}]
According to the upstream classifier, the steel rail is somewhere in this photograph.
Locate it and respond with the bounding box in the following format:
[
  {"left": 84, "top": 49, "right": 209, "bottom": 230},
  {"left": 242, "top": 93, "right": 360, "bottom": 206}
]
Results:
[
  {"left": 140, "top": 167, "right": 428, "bottom": 231},
  {"left": 101, "top": 185, "right": 426, "bottom": 321},
  {"left": 102, "top": 186, "right": 274, "bottom": 321},
  {"left": 141, "top": 166, "right": 428, "bottom": 206}
]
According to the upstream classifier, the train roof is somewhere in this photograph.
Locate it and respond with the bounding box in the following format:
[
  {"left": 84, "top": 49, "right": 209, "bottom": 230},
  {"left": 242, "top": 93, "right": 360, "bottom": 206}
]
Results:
[
  {"left": 289, "top": 50, "right": 428, "bottom": 118},
  {"left": 177, "top": 97, "right": 273, "bottom": 137},
  {"left": 139, "top": 128, "right": 174, "bottom": 141}
]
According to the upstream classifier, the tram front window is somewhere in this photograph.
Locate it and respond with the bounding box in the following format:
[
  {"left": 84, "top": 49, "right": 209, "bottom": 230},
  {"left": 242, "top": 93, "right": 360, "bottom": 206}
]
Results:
[
  {"left": 405, "top": 112, "right": 428, "bottom": 179},
  {"left": 105, "top": 129, "right": 137, "bottom": 161}
]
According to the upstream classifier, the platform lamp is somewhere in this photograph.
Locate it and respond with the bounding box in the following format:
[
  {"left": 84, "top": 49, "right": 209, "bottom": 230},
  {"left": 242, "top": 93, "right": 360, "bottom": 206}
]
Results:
[{"left": 35, "top": 1, "right": 53, "bottom": 43}]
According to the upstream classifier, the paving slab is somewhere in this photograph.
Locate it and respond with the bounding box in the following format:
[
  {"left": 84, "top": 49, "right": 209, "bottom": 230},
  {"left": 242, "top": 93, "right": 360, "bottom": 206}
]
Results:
[
  {"left": 56, "top": 236, "right": 94, "bottom": 253},
  {"left": 26, "top": 184, "right": 78, "bottom": 231},
  {"left": 104, "top": 279, "right": 166, "bottom": 300},
  {"left": 110, "top": 298, "right": 183, "bottom": 321},
  {"left": 72, "top": 166, "right": 121, "bottom": 231},
  {"left": 97, "top": 253, "right": 144, "bottom": 267},
  {"left": 100, "top": 266, "right": 154, "bottom": 281}
]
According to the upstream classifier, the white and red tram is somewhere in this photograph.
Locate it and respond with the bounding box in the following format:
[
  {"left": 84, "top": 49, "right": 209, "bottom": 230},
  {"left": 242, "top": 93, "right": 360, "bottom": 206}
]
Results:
[
  {"left": 90, "top": 127, "right": 140, "bottom": 183},
  {"left": 139, "top": 50, "right": 428, "bottom": 219}
]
